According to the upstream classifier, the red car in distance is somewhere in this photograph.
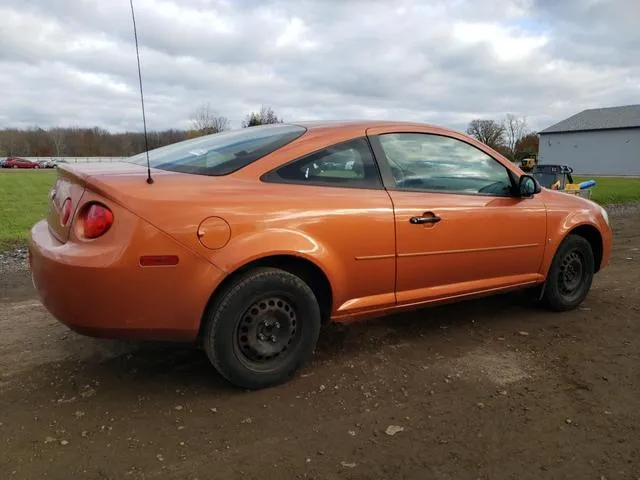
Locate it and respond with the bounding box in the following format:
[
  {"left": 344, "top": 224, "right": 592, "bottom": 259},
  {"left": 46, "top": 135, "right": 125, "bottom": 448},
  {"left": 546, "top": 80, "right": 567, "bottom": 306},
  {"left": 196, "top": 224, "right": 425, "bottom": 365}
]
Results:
[{"left": 2, "top": 157, "right": 42, "bottom": 168}]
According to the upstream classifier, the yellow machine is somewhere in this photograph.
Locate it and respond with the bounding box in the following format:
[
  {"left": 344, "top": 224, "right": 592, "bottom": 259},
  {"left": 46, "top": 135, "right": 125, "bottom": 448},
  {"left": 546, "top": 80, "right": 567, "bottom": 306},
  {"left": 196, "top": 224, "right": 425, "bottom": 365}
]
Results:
[
  {"left": 520, "top": 156, "right": 537, "bottom": 172},
  {"left": 531, "top": 164, "right": 595, "bottom": 199}
]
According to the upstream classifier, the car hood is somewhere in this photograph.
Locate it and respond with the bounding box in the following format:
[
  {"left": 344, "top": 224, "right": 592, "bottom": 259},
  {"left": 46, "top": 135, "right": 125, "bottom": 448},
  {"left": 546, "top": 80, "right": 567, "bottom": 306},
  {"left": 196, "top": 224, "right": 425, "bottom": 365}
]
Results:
[{"left": 539, "top": 187, "right": 600, "bottom": 210}]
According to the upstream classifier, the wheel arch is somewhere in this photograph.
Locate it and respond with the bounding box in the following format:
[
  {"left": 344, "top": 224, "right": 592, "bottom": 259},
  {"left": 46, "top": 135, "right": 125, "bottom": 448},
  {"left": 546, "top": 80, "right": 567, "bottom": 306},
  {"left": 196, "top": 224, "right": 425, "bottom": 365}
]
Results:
[
  {"left": 198, "top": 254, "right": 334, "bottom": 339},
  {"left": 567, "top": 223, "right": 604, "bottom": 273}
]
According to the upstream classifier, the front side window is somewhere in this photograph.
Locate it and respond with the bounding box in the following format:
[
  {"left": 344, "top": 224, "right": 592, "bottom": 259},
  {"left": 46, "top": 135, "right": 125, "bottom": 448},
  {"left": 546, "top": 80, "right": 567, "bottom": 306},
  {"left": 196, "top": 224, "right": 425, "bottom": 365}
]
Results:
[
  {"left": 378, "top": 133, "right": 514, "bottom": 196},
  {"left": 127, "top": 124, "right": 307, "bottom": 176},
  {"left": 264, "top": 137, "right": 382, "bottom": 189}
]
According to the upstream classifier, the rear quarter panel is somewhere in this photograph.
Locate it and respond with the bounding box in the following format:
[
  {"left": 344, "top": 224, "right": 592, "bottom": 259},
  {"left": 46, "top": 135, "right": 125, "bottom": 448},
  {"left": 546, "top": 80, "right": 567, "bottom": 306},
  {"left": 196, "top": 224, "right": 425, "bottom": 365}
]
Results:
[{"left": 202, "top": 181, "right": 397, "bottom": 316}]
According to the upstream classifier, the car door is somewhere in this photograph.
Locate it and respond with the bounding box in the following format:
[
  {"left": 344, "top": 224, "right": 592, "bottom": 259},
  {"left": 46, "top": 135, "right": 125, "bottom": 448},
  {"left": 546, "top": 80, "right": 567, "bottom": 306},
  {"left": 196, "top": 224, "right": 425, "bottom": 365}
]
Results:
[{"left": 366, "top": 127, "right": 547, "bottom": 305}]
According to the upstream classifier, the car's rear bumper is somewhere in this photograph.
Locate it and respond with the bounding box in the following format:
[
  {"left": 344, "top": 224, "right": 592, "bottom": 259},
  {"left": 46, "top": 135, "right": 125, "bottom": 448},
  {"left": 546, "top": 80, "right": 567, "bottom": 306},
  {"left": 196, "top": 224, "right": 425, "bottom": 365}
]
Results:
[{"left": 28, "top": 219, "right": 224, "bottom": 342}]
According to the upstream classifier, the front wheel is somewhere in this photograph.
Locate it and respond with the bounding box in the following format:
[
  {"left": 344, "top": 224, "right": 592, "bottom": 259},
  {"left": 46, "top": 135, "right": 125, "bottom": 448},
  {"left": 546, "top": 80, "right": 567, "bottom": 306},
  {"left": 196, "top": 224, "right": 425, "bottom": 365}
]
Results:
[
  {"left": 203, "top": 267, "right": 321, "bottom": 389},
  {"left": 541, "top": 234, "right": 595, "bottom": 311}
]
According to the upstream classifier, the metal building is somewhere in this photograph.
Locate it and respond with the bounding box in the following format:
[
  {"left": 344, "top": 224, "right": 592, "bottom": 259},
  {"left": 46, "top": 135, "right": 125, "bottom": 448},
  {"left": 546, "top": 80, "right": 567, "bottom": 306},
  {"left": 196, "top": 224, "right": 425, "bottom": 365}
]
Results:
[{"left": 538, "top": 104, "right": 640, "bottom": 176}]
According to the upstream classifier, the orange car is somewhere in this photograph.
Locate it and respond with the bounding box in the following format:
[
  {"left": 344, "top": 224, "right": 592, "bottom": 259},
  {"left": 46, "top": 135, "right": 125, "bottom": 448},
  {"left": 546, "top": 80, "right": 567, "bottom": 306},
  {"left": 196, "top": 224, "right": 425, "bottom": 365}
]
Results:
[{"left": 28, "top": 121, "right": 612, "bottom": 389}]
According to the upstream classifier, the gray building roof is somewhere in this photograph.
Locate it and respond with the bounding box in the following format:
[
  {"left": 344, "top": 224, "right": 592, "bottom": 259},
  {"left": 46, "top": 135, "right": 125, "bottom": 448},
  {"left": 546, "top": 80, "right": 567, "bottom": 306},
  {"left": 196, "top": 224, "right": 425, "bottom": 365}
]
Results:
[{"left": 539, "top": 104, "right": 640, "bottom": 134}]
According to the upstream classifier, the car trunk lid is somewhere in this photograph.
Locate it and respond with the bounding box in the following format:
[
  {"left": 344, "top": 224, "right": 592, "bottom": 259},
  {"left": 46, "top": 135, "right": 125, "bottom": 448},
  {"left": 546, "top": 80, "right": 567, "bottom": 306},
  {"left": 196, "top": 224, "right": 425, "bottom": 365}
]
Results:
[
  {"left": 47, "top": 161, "right": 245, "bottom": 243},
  {"left": 46, "top": 162, "right": 169, "bottom": 243}
]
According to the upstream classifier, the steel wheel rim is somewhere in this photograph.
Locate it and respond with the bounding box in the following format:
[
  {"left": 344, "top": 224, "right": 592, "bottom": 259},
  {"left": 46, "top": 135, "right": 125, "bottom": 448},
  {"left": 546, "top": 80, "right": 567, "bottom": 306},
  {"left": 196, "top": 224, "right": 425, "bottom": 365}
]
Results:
[
  {"left": 558, "top": 249, "right": 585, "bottom": 297},
  {"left": 234, "top": 295, "right": 300, "bottom": 371}
]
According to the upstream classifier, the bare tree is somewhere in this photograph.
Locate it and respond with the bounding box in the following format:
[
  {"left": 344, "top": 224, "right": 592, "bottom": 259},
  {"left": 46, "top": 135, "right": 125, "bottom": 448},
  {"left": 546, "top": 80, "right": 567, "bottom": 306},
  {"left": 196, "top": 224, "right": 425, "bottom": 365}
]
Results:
[
  {"left": 242, "top": 105, "right": 283, "bottom": 128},
  {"left": 48, "top": 128, "right": 66, "bottom": 157},
  {"left": 503, "top": 114, "right": 529, "bottom": 160},
  {"left": 0, "top": 129, "right": 21, "bottom": 156},
  {"left": 190, "top": 103, "right": 230, "bottom": 135},
  {"left": 466, "top": 119, "right": 505, "bottom": 150},
  {"left": 0, "top": 127, "right": 191, "bottom": 157}
]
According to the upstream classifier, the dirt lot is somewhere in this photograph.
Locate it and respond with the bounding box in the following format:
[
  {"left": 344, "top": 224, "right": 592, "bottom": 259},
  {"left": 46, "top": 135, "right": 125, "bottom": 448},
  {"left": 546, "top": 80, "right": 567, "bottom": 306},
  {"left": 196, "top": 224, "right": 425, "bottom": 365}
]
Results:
[{"left": 1, "top": 208, "right": 639, "bottom": 480}]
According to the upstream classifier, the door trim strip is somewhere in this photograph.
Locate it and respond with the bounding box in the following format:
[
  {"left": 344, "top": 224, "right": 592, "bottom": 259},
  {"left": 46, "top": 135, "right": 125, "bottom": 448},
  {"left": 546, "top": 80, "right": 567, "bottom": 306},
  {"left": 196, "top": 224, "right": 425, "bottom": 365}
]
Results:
[
  {"left": 397, "top": 243, "right": 541, "bottom": 258},
  {"left": 355, "top": 254, "right": 396, "bottom": 261}
]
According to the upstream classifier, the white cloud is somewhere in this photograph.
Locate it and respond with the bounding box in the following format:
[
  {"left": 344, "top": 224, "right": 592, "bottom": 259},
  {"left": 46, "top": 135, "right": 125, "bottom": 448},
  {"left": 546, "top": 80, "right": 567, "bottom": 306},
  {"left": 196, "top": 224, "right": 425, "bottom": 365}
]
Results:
[
  {"left": 275, "top": 17, "right": 318, "bottom": 50},
  {"left": 0, "top": 0, "right": 637, "bottom": 133},
  {"left": 452, "top": 21, "right": 548, "bottom": 62}
]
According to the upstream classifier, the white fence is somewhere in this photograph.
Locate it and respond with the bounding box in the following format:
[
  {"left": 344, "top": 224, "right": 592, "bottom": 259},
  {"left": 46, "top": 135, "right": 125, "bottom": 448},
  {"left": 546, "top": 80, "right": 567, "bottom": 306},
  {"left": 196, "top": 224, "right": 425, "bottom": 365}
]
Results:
[{"left": 2, "top": 157, "right": 128, "bottom": 164}]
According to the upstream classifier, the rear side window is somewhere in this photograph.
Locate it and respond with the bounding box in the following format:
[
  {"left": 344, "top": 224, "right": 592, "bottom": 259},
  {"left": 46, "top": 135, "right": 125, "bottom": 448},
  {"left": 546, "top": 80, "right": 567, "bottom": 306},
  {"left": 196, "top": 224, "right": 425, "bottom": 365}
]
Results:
[
  {"left": 127, "top": 124, "right": 307, "bottom": 176},
  {"left": 263, "top": 137, "right": 382, "bottom": 189}
]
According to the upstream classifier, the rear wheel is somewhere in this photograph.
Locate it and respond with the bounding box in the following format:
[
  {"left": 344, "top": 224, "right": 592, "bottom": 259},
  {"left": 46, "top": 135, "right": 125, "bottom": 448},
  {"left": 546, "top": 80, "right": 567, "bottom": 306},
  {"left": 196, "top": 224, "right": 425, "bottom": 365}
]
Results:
[
  {"left": 541, "top": 234, "right": 594, "bottom": 311},
  {"left": 203, "top": 267, "right": 321, "bottom": 389}
]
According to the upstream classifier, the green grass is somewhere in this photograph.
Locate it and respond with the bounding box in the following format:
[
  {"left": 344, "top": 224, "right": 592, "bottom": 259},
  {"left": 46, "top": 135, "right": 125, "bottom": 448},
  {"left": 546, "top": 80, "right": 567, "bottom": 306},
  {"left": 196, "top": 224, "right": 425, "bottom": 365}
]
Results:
[
  {"left": 574, "top": 176, "right": 640, "bottom": 205},
  {"left": 0, "top": 171, "right": 56, "bottom": 250}
]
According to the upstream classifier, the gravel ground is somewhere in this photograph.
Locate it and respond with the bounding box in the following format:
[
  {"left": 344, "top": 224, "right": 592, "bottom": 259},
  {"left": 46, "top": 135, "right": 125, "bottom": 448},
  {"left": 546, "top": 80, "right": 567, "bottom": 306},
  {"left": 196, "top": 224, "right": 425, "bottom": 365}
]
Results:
[
  {"left": 0, "top": 205, "right": 639, "bottom": 480},
  {"left": 0, "top": 247, "right": 28, "bottom": 273}
]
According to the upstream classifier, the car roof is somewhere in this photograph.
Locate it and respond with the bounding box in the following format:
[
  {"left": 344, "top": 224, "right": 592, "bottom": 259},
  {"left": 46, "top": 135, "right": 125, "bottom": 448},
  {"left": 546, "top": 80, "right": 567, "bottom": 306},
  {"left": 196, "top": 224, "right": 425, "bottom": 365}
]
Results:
[{"left": 288, "top": 119, "right": 452, "bottom": 133}]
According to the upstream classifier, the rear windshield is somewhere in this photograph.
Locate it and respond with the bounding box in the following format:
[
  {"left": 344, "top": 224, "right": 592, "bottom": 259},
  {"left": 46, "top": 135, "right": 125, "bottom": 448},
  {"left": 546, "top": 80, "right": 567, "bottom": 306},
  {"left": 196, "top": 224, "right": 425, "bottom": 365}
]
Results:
[{"left": 128, "top": 124, "right": 307, "bottom": 176}]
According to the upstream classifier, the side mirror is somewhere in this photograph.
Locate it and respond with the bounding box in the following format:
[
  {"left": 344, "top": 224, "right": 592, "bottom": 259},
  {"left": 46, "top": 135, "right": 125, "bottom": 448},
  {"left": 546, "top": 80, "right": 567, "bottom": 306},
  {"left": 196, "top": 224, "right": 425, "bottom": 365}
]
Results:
[{"left": 519, "top": 174, "right": 541, "bottom": 197}]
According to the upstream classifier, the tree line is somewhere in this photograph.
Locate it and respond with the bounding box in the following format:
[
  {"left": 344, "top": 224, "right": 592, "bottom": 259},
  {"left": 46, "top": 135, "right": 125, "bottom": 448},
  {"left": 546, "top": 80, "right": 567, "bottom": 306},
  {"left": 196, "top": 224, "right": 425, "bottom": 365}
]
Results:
[
  {"left": 465, "top": 114, "right": 539, "bottom": 161},
  {"left": 1, "top": 104, "right": 538, "bottom": 161},
  {"left": 0, "top": 104, "right": 283, "bottom": 157}
]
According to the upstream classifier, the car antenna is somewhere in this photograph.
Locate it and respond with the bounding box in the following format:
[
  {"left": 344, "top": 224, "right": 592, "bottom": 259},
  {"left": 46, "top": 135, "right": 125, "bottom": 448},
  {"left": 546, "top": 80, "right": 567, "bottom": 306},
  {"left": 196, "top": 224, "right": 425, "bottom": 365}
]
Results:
[{"left": 129, "top": 0, "right": 153, "bottom": 184}]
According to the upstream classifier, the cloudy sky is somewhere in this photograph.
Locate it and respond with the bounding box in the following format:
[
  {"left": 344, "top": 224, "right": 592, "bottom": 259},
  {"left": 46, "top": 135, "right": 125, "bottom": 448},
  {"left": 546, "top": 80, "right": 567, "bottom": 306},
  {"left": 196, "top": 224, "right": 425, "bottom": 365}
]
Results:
[{"left": 1, "top": 0, "right": 638, "bottom": 134}]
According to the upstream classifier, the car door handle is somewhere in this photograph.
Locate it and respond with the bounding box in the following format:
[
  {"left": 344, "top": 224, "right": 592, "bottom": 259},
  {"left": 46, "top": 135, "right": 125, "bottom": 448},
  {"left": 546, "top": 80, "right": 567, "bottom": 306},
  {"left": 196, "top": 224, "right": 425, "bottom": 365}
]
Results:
[{"left": 410, "top": 214, "right": 441, "bottom": 224}]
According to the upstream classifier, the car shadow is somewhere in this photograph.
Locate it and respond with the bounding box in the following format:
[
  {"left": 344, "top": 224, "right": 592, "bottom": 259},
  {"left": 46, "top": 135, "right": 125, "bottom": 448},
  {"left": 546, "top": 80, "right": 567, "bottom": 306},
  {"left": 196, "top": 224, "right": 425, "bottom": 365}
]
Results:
[{"left": 53, "top": 290, "right": 542, "bottom": 394}]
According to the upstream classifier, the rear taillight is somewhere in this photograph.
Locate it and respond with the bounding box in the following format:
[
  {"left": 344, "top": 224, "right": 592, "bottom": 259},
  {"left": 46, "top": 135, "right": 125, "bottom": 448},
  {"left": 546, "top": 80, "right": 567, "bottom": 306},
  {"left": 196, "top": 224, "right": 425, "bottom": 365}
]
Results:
[
  {"left": 81, "top": 203, "right": 114, "bottom": 239},
  {"left": 61, "top": 198, "right": 72, "bottom": 226}
]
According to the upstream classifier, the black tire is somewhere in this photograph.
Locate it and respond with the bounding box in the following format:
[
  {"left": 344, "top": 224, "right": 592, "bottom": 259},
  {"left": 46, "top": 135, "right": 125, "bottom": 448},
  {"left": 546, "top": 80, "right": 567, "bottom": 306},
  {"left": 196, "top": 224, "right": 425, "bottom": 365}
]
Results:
[
  {"left": 203, "top": 267, "right": 321, "bottom": 390},
  {"left": 541, "top": 234, "right": 595, "bottom": 311}
]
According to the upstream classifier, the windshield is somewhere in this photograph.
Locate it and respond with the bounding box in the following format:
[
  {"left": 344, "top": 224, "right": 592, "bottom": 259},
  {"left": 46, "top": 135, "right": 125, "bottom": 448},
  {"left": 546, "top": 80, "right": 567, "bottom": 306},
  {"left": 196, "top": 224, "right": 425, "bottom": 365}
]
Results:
[{"left": 127, "top": 124, "right": 307, "bottom": 176}]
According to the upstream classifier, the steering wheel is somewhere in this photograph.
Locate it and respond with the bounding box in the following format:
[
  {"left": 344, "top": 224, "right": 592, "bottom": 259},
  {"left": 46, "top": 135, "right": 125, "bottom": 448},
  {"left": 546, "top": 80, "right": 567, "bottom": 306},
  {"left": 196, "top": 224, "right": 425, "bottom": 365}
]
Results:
[{"left": 478, "top": 181, "right": 509, "bottom": 194}]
